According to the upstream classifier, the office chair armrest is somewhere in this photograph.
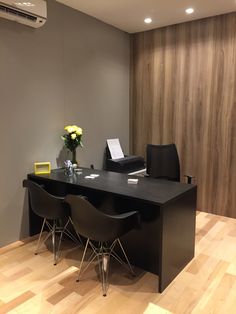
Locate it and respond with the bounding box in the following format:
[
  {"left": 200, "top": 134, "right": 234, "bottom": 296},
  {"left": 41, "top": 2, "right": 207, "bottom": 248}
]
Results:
[
  {"left": 105, "top": 210, "right": 138, "bottom": 220},
  {"left": 80, "top": 195, "right": 88, "bottom": 200},
  {"left": 105, "top": 210, "right": 141, "bottom": 229},
  {"left": 57, "top": 196, "right": 65, "bottom": 200},
  {"left": 57, "top": 194, "right": 87, "bottom": 199},
  {"left": 184, "top": 175, "right": 195, "bottom": 184},
  {"left": 60, "top": 194, "right": 87, "bottom": 201}
]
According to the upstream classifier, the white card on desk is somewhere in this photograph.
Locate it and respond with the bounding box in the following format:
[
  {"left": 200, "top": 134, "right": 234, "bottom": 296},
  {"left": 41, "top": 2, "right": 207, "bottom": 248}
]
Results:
[{"left": 127, "top": 178, "right": 138, "bottom": 184}]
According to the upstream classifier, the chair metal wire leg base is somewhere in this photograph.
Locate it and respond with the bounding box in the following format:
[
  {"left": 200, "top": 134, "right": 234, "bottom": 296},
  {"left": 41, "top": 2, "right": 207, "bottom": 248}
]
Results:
[
  {"left": 34, "top": 218, "right": 80, "bottom": 265},
  {"left": 68, "top": 217, "right": 83, "bottom": 246},
  {"left": 76, "top": 238, "right": 134, "bottom": 296},
  {"left": 76, "top": 239, "right": 98, "bottom": 282},
  {"left": 52, "top": 220, "right": 57, "bottom": 265},
  {"left": 77, "top": 238, "right": 89, "bottom": 282},
  {"left": 100, "top": 246, "right": 110, "bottom": 296},
  {"left": 35, "top": 218, "right": 47, "bottom": 255},
  {"left": 117, "top": 239, "right": 135, "bottom": 276}
]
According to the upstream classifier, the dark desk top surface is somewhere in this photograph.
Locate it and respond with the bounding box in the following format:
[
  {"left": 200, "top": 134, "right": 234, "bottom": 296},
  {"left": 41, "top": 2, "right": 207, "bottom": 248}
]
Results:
[{"left": 29, "top": 168, "right": 196, "bottom": 206}]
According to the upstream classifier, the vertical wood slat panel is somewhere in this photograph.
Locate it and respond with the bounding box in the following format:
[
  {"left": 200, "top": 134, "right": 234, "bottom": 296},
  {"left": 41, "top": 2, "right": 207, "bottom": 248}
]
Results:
[{"left": 131, "top": 13, "right": 236, "bottom": 218}]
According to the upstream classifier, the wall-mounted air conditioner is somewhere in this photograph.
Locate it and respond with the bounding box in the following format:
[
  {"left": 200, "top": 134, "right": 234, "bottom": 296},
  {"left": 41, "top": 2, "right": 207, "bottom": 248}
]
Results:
[{"left": 0, "top": 0, "right": 47, "bottom": 28}]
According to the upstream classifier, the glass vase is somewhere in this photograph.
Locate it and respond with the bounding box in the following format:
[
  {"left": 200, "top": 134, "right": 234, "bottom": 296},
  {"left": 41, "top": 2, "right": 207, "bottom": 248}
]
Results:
[{"left": 71, "top": 149, "right": 77, "bottom": 165}]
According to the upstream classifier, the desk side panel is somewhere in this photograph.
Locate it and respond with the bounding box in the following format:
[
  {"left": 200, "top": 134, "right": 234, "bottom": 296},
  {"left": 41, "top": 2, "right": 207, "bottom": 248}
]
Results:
[
  {"left": 159, "top": 187, "right": 197, "bottom": 292},
  {"left": 120, "top": 201, "right": 160, "bottom": 278}
]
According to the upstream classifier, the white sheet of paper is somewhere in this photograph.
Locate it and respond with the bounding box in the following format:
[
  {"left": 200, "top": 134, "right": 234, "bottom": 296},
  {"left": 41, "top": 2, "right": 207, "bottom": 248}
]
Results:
[{"left": 107, "top": 138, "right": 124, "bottom": 160}]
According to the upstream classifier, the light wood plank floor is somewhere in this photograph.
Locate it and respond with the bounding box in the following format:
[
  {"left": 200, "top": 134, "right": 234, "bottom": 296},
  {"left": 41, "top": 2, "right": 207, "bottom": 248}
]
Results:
[{"left": 0, "top": 211, "right": 236, "bottom": 314}]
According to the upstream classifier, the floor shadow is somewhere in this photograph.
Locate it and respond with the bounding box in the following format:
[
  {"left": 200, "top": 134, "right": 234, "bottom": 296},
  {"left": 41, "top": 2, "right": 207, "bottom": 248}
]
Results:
[{"left": 64, "top": 244, "right": 159, "bottom": 294}]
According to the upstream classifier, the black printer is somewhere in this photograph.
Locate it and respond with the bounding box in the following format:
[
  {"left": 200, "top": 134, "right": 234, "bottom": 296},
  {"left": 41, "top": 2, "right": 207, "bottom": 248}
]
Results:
[{"left": 104, "top": 145, "right": 145, "bottom": 174}]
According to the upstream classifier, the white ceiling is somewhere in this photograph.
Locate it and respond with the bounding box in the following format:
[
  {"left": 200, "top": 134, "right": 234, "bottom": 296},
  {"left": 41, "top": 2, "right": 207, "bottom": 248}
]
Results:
[{"left": 56, "top": 0, "right": 236, "bottom": 33}]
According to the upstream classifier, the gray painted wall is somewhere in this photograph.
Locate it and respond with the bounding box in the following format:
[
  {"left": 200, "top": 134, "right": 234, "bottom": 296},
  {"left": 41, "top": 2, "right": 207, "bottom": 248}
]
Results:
[{"left": 0, "top": 1, "right": 130, "bottom": 246}]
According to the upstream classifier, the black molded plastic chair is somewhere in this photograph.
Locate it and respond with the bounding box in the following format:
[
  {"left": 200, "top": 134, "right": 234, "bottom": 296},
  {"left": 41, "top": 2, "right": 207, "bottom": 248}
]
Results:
[
  {"left": 65, "top": 194, "right": 139, "bottom": 296},
  {"left": 146, "top": 143, "right": 194, "bottom": 183},
  {"left": 23, "top": 179, "right": 80, "bottom": 265}
]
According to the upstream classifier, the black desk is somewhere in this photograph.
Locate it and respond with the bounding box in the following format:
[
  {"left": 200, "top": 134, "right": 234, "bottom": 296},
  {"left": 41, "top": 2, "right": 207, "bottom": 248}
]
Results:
[{"left": 27, "top": 168, "right": 197, "bottom": 293}]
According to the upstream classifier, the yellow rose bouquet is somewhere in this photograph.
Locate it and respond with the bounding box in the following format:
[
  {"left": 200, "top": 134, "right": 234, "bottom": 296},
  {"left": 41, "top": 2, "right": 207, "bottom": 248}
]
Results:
[{"left": 61, "top": 125, "right": 83, "bottom": 164}]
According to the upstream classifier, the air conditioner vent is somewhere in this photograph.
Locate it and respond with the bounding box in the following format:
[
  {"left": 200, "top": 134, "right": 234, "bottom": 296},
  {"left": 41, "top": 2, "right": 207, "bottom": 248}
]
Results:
[
  {"left": 0, "top": 0, "right": 46, "bottom": 28},
  {"left": 0, "top": 4, "right": 37, "bottom": 21}
]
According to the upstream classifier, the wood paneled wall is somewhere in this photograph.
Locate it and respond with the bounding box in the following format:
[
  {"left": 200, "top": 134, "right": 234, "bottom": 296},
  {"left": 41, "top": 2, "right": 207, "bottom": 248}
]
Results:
[{"left": 130, "top": 13, "right": 236, "bottom": 218}]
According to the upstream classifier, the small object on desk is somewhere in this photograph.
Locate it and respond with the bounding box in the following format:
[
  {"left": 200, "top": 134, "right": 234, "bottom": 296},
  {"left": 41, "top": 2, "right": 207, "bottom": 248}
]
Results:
[
  {"left": 34, "top": 162, "right": 51, "bottom": 175},
  {"left": 75, "top": 171, "right": 82, "bottom": 175},
  {"left": 85, "top": 175, "right": 95, "bottom": 179},
  {"left": 64, "top": 160, "right": 73, "bottom": 176},
  {"left": 90, "top": 174, "right": 100, "bottom": 178},
  {"left": 74, "top": 168, "right": 83, "bottom": 172},
  {"left": 127, "top": 178, "right": 138, "bottom": 184},
  {"left": 128, "top": 168, "right": 147, "bottom": 176}
]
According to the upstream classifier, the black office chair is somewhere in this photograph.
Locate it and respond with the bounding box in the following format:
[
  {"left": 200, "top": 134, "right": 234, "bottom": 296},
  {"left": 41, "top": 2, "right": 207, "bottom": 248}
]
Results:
[
  {"left": 23, "top": 180, "right": 80, "bottom": 265},
  {"left": 146, "top": 143, "right": 194, "bottom": 183},
  {"left": 65, "top": 194, "right": 139, "bottom": 296}
]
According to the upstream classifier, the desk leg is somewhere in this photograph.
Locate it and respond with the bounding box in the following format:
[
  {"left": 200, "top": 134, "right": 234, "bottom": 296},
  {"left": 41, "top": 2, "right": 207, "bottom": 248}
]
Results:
[{"left": 159, "top": 188, "right": 196, "bottom": 292}]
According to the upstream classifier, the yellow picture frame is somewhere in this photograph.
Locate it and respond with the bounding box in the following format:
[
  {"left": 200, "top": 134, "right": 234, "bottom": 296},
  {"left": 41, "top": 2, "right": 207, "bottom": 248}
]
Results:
[{"left": 34, "top": 162, "right": 51, "bottom": 175}]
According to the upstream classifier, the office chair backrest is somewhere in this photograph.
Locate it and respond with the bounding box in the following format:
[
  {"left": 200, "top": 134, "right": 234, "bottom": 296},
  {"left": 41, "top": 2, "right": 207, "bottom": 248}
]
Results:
[
  {"left": 65, "top": 195, "right": 138, "bottom": 242},
  {"left": 23, "top": 179, "right": 66, "bottom": 220},
  {"left": 146, "top": 144, "right": 180, "bottom": 181}
]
